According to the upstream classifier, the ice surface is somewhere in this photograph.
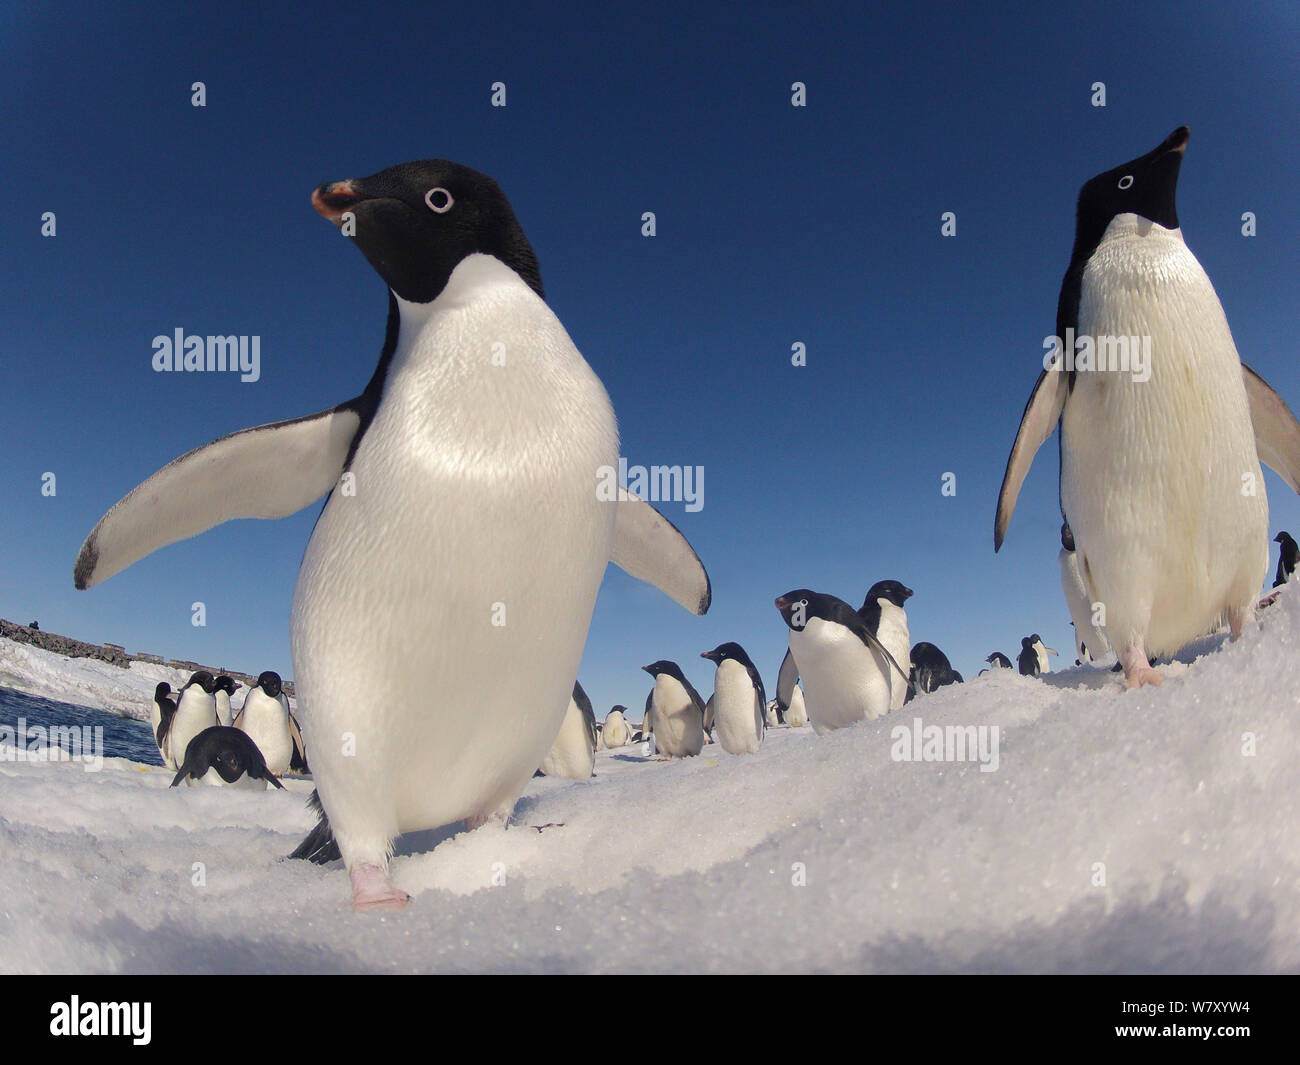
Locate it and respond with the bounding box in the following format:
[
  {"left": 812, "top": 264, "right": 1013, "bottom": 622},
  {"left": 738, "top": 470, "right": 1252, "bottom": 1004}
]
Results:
[{"left": 1, "top": 588, "right": 1297, "bottom": 973}]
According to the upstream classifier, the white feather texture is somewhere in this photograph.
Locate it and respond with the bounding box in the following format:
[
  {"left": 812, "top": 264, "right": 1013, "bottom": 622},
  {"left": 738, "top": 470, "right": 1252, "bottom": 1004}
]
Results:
[
  {"left": 601, "top": 709, "right": 630, "bottom": 749},
  {"left": 1062, "top": 215, "right": 1269, "bottom": 660},
  {"left": 649, "top": 674, "right": 705, "bottom": 758},
  {"left": 169, "top": 687, "right": 217, "bottom": 772},
  {"left": 789, "top": 618, "right": 892, "bottom": 735},
  {"left": 710, "top": 659, "right": 764, "bottom": 755},
  {"left": 873, "top": 600, "right": 911, "bottom": 711},
  {"left": 539, "top": 696, "right": 596, "bottom": 780},
  {"left": 235, "top": 687, "right": 293, "bottom": 776},
  {"left": 784, "top": 683, "right": 808, "bottom": 727},
  {"left": 291, "top": 255, "right": 620, "bottom": 868}
]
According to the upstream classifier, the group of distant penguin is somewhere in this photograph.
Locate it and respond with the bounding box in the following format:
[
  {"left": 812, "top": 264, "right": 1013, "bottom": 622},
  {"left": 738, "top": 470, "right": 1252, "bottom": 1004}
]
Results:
[
  {"left": 72, "top": 128, "right": 1300, "bottom": 908},
  {"left": 152, "top": 670, "right": 307, "bottom": 789}
]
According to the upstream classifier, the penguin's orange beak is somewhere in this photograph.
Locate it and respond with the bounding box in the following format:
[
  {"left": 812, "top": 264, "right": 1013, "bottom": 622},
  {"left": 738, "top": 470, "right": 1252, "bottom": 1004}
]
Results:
[{"left": 312, "top": 180, "right": 363, "bottom": 222}]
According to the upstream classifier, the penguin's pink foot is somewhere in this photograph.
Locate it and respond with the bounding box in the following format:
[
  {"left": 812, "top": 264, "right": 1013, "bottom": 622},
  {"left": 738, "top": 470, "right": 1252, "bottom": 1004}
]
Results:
[
  {"left": 1228, "top": 604, "right": 1256, "bottom": 640},
  {"left": 349, "top": 862, "right": 410, "bottom": 911},
  {"left": 1119, "top": 646, "right": 1162, "bottom": 689}
]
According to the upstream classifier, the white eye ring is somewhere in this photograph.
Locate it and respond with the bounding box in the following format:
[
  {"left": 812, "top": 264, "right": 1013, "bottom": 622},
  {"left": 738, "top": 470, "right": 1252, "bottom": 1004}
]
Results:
[
  {"left": 425, "top": 187, "right": 454, "bottom": 213},
  {"left": 1117, "top": 175, "right": 1134, "bottom": 190}
]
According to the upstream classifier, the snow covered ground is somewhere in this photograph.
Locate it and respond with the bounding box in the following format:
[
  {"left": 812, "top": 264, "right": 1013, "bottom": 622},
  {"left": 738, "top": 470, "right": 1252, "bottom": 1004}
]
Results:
[{"left": 1, "top": 588, "right": 1298, "bottom": 973}]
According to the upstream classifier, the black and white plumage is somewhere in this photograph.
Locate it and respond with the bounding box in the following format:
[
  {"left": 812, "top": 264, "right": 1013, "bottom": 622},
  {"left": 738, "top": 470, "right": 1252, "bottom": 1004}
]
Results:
[
  {"left": 905, "top": 642, "right": 963, "bottom": 701},
  {"left": 169, "top": 671, "right": 219, "bottom": 772},
  {"left": 1274, "top": 532, "right": 1298, "bottom": 588},
  {"left": 994, "top": 127, "right": 1300, "bottom": 689},
  {"left": 538, "top": 680, "right": 598, "bottom": 781},
  {"left": 642, "top": 661, "right": 706, "bottom": 758},
  {"left": 213, "top": 674, "right": 240, "bottom": 727},
  {"left": 73, "top": 159, "right": 711, "bottom": 910},
  {"left": 1017, "top": 635, "right": 1057, "bottom": 677},
  {"left": 700, "top": 642, "right": 765, "bottom": 755},
  {"left": 151, "top": 682, "right": 178, "bottom": 769},
  {"left": 170, "top": 726, "right": 284, "bottom": 790}
]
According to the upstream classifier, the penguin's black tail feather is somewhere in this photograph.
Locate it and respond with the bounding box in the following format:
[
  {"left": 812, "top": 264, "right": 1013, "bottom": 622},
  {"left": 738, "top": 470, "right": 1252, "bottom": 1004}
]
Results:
[{"left": 288, "top": 789, "right": 342, "bottom": 864}]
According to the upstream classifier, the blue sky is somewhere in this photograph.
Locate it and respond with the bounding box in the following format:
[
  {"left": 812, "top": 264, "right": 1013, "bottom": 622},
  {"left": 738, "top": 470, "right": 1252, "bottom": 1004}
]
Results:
[{"left": 2, "top": 1, "right": 1297, "bottom": 715}]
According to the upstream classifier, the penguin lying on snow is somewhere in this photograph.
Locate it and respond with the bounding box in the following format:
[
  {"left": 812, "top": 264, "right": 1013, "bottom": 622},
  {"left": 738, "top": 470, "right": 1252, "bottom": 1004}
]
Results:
[
  {"left": 995, "top": 126, "right": 1300, "bottom": 688},
  {"left": 74, "top": 158, "right": 710, "bottom": 910},
  {"left": 906, "top": 642, "right": 962, "bottom": 700},
  {"left": 170, "top": 726, "right": 284, "bottom": 790}
]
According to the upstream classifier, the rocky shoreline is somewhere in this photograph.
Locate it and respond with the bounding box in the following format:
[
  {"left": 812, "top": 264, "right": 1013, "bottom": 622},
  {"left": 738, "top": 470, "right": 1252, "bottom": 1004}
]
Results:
[{"left": 0, "top": 619, "right": 294, "bottom": 697}]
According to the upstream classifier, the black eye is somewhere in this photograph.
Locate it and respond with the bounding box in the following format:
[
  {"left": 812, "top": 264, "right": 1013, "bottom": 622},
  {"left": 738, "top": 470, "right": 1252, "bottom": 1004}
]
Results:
[
  {"left": 424, "top": 187, "right": 454, "bottom": 213},
  {"left": 1117, "top": 175, "right": 1134, "bottom": 190}
]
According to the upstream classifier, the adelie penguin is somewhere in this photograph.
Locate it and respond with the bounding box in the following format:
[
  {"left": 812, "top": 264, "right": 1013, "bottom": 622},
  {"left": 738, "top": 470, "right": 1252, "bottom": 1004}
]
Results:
[
  {"left": 775, "top": 579, "right": 912, "bottom": 716},
  {"left": 170, "top": 726, "right": 285, "bottom": 790},
  {"left": 151, "top": 682, "right": 177, "bottom": 769},
  {"left": 1059, "top": 522, "right": 1110, "bottom": 663},
  {"left": 213, "top": 675, "right": 240, "bottom": 727},
  {"left": 169, "top": 671, "right": 219, "bottom": 772},
  {"left": 1017, "top": 635, "right": 1057, "bottom": 677},
  {"left": 642, "top": 661, "right": 707, "bottom": 758},
  {"left": 233, "top": 671, "right": 304, "bottom": 777},
  {"left": 906, "top": 642, "right": 962, "bottom": 701},
  {"left": 538, "top": 680, "right": 598, "bottom": 781},
  {"left": 774, "top": 590, "right": 911, "bottom": 735},
  {"left": 72, "top": 159, "right": 710, "bottom": 910},
  {"left": 995, "top": 127, "right": 1300, "bottom": 688},
  {"left": 601, "top": 706, "right": 631, "bottom": 749},
  {"left": 700, "top": 642, "right": 765, "bottom": 755},
  {"left": 1274, "top": 532, "right": 1298, "bottom": 588}
]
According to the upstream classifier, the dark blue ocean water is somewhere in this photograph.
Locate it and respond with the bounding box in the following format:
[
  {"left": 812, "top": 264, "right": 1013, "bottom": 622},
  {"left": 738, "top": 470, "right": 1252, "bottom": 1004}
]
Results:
[{"left": 0, "top": 687, "right": 161, "bottom": 764}]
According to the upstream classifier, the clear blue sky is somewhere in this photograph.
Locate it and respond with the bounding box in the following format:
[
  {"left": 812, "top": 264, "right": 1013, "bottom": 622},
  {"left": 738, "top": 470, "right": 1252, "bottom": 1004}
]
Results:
[{"left": 2, "top": 2, "right": 1297, "bottom": 715}]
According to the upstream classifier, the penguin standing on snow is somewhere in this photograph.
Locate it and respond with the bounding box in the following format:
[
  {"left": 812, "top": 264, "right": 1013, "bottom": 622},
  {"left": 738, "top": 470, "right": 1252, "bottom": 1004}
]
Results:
[
  {"left": 1274, "top": 532, "right": 1298, "bottom": 587},
  {"left": 642, "top": 661, "right": 706, "bottom": 758},
  {"left": 1060, "top": 522, "right": 1110, "bottom": 663},
  {"left": 783, "top": 682, "right": 808, "bottom": 727},
  {"left": 233, "top": 670, "right": 304, "bottom": 777},
  {"left": 73, "top": 159, "right": 710, "bottom": 909},
  {"left": 700, "top": 642, "right": 765, "bottom": 755},
  {"left": 602, "top": 706, "right": 631, "bottom": 749},
  {"left": 1017, "top": 635, "right": 1057, "bottom": 677},
  {"left": 859, "top": 580, "right": 913, "bottom": 711},
  {"left": 995, "top": 126, "right": 1300, "bottom": 688},
  {"left": 169, "top": 671, "right": 219, "bottom": 770},
  {"left": 538, "top": 680, "right": 598, "bottom": 781},
  {"left": 151, "top": 682, "right": 178, "bottom": 769},
  {"left": 170, "top": 726, "right": 284, "bottom": 790},
  {"left": 774, "top": 590, "right": 911, "bottom": 735},
  {"left": 213, "top": 675, "right": 241, "bottom": 727}
]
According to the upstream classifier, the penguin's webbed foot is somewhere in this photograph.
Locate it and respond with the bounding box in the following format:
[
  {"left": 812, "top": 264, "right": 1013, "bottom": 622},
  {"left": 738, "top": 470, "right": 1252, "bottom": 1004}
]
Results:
[
  {"left": 349, "top": 862, "right": 410, "bottom": 911},
  {"left": 1119, "top": 646, "right": 1163, "bottom": 689}
]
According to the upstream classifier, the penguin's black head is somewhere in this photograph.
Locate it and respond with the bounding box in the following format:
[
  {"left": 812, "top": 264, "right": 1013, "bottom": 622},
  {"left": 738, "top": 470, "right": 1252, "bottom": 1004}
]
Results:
[
  {"left": 865, "top": 579, "right": 913, "bottom": 609},
  {"left": 256, "top": 671, "right": 283, "bottom": 698},
  {"left": 775, "top": 589, "right": 821, "bottom": 631},
  {"left": 187, "top": 670, "right": 216, "bottom": 694},
  {"left": 611, "top": 705, "right": 627, "bottom": 714},
  {"left": 1073, "top": 126, "right": 1188, "bottom": 260},
  {"left": 642, "top": 660, "right": 684, "bottom": 682},
  {"left": 1276, "top": 531, "right": 1295, "bottom": 547},
  {"left": 154, "top": 682, "right": 171, "bottom": 700},
  {"left": 214, "top": 675, "right": 239, "bottom": 695},
  {"left": 701, "top": 641, "right": 750, "bottom": 665},
  {"left": 312, "top": 159, "right": 543, "bottom": 304},
  {"left": 985, "top": 652, "right": 1008, "bottom": 666},
  {"left": 1021, "top": 636, "right": 1036, "bottom": 651}
]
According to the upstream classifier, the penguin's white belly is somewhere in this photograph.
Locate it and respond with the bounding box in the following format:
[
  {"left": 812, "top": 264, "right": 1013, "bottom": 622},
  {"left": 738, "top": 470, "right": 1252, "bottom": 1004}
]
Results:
[
  {"left": 169, "top": 695, "right": 215, "bottom": 769},
  {"left": 236, "top": 693, "right": 293, "bottom": 775},
  {"left": 539, "top": 697, "right": 595, "bottom": 781},
  {"left": 652, "top": 678, "right": 704, "bottom": 758},
  {"left": 785, "top": 683, "right": 808, "bottom": 727},
  {"left": 875, "top": 606, "right": 910, "bottom": 711},
  {"left": 1062, "top": 220, "right": 1268, "bottom": 657},
  {"left": 214, "top": 690, "right": 233, "bottom": 727},
  {"left": 712, "top": 661, "right": 763, "bottom": 755},
  {"left": 790, "top": 621, "right": 890, "bottom": 735},
  {"left": 602, "top": 711, "right": 629, "bottom": 748},
  {"left": 291, "top": 260, "right": 618, "bottom": 847}
]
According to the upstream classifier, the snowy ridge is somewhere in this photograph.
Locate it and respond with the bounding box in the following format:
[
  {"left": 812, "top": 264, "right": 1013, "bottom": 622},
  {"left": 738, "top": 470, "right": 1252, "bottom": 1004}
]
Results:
[{"left": 0, "top": 586, "right": 1297, "bottom": 972}]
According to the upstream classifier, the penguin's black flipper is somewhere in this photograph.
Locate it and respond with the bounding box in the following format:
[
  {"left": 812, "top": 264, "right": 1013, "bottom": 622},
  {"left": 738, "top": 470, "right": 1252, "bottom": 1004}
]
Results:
[
  {"left": 289, "top": 789, "right": 342, "bottom": 863},
  {"left": 169, "top": 767, "right": 188, "bottom": 788},
  {"left": 288, "top": 711, "right": 310, "bottom": 773}
]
